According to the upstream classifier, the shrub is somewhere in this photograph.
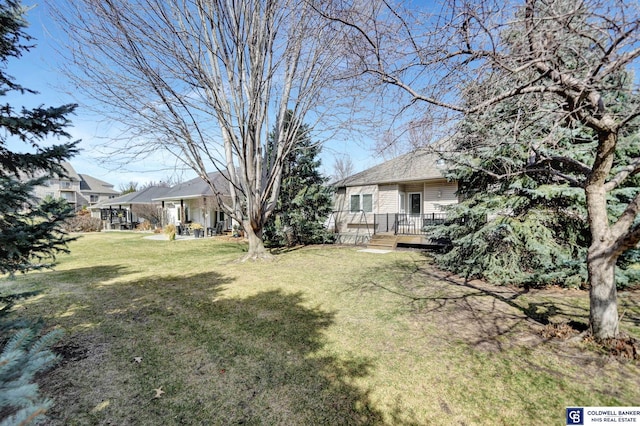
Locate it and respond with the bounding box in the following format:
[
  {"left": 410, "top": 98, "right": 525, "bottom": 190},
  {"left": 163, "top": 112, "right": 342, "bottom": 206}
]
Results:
[
  {"left": 164, "top": 224, "right": 176, "bottom": 241},
  {"left": 63, "top": 213, "right": 102, "bottom": 232},
  {"left": 136, "top": 221, "right": 153, "bottom": 231}
]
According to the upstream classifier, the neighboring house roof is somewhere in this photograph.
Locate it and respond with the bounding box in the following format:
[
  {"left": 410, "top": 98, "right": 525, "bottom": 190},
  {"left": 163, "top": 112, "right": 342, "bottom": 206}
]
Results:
[
  {"left": 153, "top": 172, "right": 229, "bottom": 201},
  {"left": 61, "top": 161, "right": 81, "bottom": 181},
  {"left": 334, "top": 148, "right": 447, "bottom": 187},
  {"left": 92, "top": 185, "right": 171, "bottom": 208},
  {"left": 78, "top": 174, "right": 119, "bottom": 195}
]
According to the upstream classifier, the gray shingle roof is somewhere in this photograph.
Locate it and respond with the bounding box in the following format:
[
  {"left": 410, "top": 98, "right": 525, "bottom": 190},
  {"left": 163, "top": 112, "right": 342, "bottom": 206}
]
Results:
[
  {"left": 79, "top": 174, "right": 119, "bottom": 194},
  {"left": 335, "top": 149, "right": 447, "bottom": 187},
  {"left": 153, "top": 172, "right": 229, "bottom": 201},
  {"left": 61, "top": 161, "right": 81, "bottom": 181},
  {"left": 94, "top": 185, "right": 171, "bottom": 207}
]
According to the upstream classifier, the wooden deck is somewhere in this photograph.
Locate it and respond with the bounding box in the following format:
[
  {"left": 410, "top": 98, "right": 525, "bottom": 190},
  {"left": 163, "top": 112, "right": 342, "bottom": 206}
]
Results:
[
  {"left": 367, "top": 232, "right": 448, "bottom": 250},
  {"left": 367, "top": 234, "right": 398, "bottom": 250}
]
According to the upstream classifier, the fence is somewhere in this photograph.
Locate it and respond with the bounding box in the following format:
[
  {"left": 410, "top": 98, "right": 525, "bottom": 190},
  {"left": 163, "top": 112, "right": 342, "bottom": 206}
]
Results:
[{"left": 374, "top": 213, "right": 448, "bottom": 235}]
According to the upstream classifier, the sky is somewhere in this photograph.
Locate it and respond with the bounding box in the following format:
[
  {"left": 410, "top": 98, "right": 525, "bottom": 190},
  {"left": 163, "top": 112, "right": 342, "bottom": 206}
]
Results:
[{"left": 4, "top": 1, "right": 384, "bottom": 189}]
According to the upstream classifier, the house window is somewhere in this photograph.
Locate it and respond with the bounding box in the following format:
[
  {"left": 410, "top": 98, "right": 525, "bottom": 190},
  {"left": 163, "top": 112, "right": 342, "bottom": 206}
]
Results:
[
  {"left": 61, "top": 192, "right": 75, "bottom": 202},
  {"left": 350, "top": 195, "right": 360, "bottom": 212},
  {"left": 409, "top": 193, "right": 421, "bottom": 214},
  {"left": 350, "top": 194, "right": 373, "bottom": 213},
  {"left": 177, "top": 206, "right": 189, "bottom": 223},
  {"left": 362, "top": 194, "right": 373, "bottom": 213},
  {"left": 90, "top": 195, "right": 99, "bottom": 203},
  {"left": 60, "top": 181, "right": 72, "bottom": 189}
]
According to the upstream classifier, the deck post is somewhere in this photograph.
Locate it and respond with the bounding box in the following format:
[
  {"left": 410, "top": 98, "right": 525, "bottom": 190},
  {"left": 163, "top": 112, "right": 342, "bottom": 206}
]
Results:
[{"left": 394, "top": 214, "right": 398, "bottom": 236}]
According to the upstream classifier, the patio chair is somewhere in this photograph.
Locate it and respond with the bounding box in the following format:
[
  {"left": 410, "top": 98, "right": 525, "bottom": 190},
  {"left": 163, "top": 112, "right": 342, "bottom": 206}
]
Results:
[{"left": 215, "top": 221, "right": 224, "bottom": 235}]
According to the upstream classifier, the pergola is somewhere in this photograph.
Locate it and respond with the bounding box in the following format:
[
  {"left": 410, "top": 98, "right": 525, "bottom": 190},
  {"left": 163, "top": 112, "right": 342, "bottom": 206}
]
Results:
[{"left": 92, "top": 186, "right": 170, "bottom": 230}]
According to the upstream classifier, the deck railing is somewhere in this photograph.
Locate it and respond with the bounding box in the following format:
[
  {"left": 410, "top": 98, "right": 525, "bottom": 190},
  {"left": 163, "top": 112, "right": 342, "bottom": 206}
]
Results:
[{"left": 374, "top": 213, "right": 448, "bottom": 235}]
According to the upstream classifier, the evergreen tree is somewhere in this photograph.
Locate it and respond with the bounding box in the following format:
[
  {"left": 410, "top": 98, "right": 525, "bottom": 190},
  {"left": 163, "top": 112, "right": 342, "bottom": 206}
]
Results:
[
  {"left": 0, "top": 326, "right": 63, "bottom": 426},
  {"left": 263, "top": 114, "right": 334, "bottom": 247},
  {"left": 0, "top": 1, "right": 79, "bottom": 423},
  {"left": 433, "top": 3, "right": 640, "bottom": 290},
  {"left": 0, "top": 3, "right": 78, "bottom": 276}
]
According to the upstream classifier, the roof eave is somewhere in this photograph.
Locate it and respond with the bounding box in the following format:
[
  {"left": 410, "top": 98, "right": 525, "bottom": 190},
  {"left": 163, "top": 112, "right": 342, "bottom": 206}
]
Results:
[{"left": 338, "top": 175, "right": 449, "bottom": 188}]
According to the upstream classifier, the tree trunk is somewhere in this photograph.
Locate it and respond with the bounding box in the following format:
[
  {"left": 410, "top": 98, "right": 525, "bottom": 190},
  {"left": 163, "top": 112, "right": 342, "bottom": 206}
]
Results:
[
  {"left": 584, "top": 126, "right": 620, "bottom": 340},
  {"left": 587, "top": 242, "right": 619, "bottom": 339},
  {"left": 240, "top": 220, "right": 273, "bottom": 261}
]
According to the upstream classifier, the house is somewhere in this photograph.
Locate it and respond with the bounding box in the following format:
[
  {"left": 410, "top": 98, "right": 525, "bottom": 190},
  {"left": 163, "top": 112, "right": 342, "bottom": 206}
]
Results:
[
  {"left": 90, "top": 185, "right": 171, "bottom": 230},
  {"left": 32, "top": 161, "right": 83, "bottom": 207},
  {"left": 152, "top": 172, "right": 233, "bottom": 235},
  {"left": 78, "top": 173, "right": 120, "bottom": 206},
  {"left": 32, "top": 162, "right": 119, "bottom": 211},
  {"left": 332, "top": 148, "right": 458, "bottom": 246},
  {"left": 90, "top": 172, "right": 235, "bottom": 234}
]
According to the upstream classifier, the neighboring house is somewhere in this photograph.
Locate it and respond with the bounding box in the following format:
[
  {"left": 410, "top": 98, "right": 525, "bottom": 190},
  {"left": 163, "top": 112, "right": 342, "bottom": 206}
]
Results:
[
  {"left": 90, "top": 185, "right": 171, "bottom": 230},
  {"left": 32, "top": 161, "right": 82, "bottom": 207},
  {"left": 78, "top": 173, "right": 119, "bottom": 206},
  {"left": 153, "top": 172, "right": 233, "bottom": 235},
  {"left": 332, "top": 149, "right": 458, "bottom": 245},
  {"left": 32, "top": 162, "right": 119, "bottom": 211}
]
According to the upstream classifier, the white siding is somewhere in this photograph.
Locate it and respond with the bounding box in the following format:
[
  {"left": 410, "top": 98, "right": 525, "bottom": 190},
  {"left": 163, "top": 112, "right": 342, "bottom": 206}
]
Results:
[
  {"left": 334, "top": 185, "right": 377, "bottom": 234},
  {"left": 378, "top": 184, "right": 398, "bottom": 214},
  {"left": 424, "top": 180, "right": 458, "bottom": 214},
  {"left": 332, "top": 180, "right": 459, "bottom": 237},
  {"left": 403, "top": 183, "right": 423, "bottom": 193}
]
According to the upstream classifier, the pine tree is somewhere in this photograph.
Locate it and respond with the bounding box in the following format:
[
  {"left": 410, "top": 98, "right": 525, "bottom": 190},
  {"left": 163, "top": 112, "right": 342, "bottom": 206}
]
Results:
[
  {"left": 0, "top": 4, "right": 78, "bottom": 276},
  {"left": 0, "top": 1, "right": 79, "bottom": 423},
  {"left": 0, "top": 327, "right": 63, "bottom": 426},
  {"left": 433, "top": 3, "right": 640, "bottom": 290},
  {"left": 264, "top": 114, "right": 334, "bottom": 247}
]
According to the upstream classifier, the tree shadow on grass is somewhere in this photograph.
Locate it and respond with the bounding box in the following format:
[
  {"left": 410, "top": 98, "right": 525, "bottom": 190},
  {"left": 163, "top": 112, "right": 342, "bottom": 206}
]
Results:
[
  {"left": 166, "top": 289, "right": 392, "bottom": 425},
  {"left": 9, "top": 264, "right": 134, "bottom": 287},
  {"left": 28, "top": 270, "right": 402, "bottom": 425},
  {"left": 348, "top": 258, "right": 592, "bottom": 351},
  {"left": 1, "top": 265, "right": 131, "bottom": 330}
]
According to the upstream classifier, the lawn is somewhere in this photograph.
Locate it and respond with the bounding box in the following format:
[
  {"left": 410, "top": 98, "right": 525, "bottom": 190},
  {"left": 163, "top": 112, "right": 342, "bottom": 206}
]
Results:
[{"left": 2, "top": 232, "right": 639, "bottom": 425}]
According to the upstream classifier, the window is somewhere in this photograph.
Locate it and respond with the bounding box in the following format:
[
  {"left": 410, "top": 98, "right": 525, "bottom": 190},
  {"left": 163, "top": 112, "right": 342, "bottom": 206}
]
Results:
[
  {"left": 362, "top": 194, "right": 373, "bottom": 213},
  {"left": 350, "top": 195, "right": 360, "bottom": 212},
  {"left": 350, "top": 194, "right": 373, "bottom": 213},
  {"left": 60, "top": 181, "right": 72, "bottom": 189},
  {"left": 177, "top": 206, "right": 189, "bottom": 222},
  {"left": 90, "top": 195, "right": 99, "bottom": 203},
  {"left": 409, "top": 193, "right": 421, "bottom": 214}
]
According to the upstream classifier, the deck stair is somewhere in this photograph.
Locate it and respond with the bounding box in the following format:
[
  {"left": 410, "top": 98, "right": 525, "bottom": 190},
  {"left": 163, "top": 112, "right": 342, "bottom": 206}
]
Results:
[{"left": 367, "top": 234, "right": 398, "bottom": 250}]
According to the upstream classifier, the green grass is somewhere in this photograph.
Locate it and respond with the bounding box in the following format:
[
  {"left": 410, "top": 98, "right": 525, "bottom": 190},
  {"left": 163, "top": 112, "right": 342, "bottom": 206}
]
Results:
[{"left": 2, "top": 232, "right": 639, "bottom": 425}]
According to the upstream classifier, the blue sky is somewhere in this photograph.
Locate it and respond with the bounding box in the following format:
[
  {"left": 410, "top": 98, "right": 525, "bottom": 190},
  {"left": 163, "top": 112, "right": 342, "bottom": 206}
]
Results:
[{"left": 4, "top": 1, "right": 382, "bottom": 189}]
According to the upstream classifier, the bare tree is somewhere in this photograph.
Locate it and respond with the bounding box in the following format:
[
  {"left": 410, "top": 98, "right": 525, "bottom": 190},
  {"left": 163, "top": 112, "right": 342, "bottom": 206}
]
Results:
[
  {"left": 332, "top": 154, "right": 355, "bottom": 182},
  {"left": 118, "top": 181, "right": 139, "bottom": 195},
  {"left": 318, "top": 0, "right": 640, "bottom": 339},
  {"left": 55, "top": 0, "right": 344, "bottom": 260},
  {"left": 373, "top": 126, "right": 432, "bottom": 161}
]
